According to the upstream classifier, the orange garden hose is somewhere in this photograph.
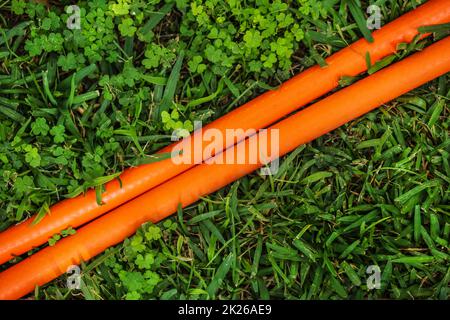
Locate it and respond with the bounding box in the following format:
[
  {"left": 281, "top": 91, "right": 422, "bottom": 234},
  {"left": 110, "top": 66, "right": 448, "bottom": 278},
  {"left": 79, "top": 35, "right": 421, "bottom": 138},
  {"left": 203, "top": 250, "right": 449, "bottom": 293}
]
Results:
[
  {"left": 1, "top": 35, "right": 449, "bottom": 300},
  {"left": 1, "top": 0, "right": 449, "bottom": 265}
]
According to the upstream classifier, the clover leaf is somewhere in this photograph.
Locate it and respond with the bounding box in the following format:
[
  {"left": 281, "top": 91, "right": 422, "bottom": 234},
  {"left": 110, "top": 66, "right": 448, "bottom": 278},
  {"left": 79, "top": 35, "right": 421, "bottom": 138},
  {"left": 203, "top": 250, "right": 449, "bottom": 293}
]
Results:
[
  {"left": 14, "top": 175, "right": 34, "bottom": 195},
  {"left": 24, "top": 146, "right": 41, "bottom": 167},
  {"left": 145, "top": 225, "right": 161, "bottom": 241},
  {"left": 31, "top": 118, "right": 50, "bottom": 136},
  {"left": 119, "top": 18, "right": 137, "bottom": 37},
  {"left": 135, "top": 253, "right": 155, "bottom": 269},
  {"left": 243, "top": 29, "right": 262, "bottom": 48},
  {"left": 110, "top": 0, "right": 130, "bottom": 16},
  {"left": 11, "top": 0, "right": 26, "bottom": 15},
  {"left": 50, "top": 125, "right": 66, "bottom": 143}
]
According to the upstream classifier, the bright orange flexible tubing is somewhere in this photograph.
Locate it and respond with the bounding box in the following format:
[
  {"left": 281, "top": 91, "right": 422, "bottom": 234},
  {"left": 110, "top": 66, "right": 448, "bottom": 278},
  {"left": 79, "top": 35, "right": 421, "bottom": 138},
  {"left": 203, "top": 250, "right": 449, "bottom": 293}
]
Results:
[
  {"left": 1, "top": 0, "right": 449, "bottom": 265},
  {"left": 1, "top": 36, "right": 449, "bottom": 300}
]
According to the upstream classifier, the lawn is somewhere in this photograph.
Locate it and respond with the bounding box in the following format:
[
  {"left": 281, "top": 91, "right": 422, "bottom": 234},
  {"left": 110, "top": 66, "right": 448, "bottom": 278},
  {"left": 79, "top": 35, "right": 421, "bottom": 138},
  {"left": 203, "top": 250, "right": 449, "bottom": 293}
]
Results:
[{"left": 0, "top": 0, "right": 449, "bottom": 300}]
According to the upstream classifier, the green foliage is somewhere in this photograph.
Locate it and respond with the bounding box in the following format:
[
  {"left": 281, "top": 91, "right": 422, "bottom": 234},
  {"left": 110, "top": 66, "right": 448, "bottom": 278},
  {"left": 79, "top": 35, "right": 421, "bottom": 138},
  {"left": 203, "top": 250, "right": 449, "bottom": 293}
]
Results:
[
  {"left": 187, "top": 55, "right": 206, "bottom": 73},
  {"left": 118, "top": 18, "right": 137, "bottom": 37},
  {"left": 161, "top": 110, "right": 193, "bottom": 134},
  {"left": 100, "top": 223, "right": 169, "bottom": 299},
  {"left": 57, "top": 53, "right": 86, "bottom": 72},
  {"left": 142, "top": 43, "right": 176, "bottom": 69},
  {"left": 0, "top": 1, "right": 196, "bottom": 230},
  {"left": 49, "top": 125, "right": 66, "bottom": 144},
  {"left": 11, "top": 0, "right": 26, "bottom": 15},
  {"left": 31, "top": 118, "right": 50, "bottom": 136},
  {"left": 179, "top": 0, "right": 321, "bottom": 77},
  {"left": 48, "top": 227, "right": 76, "bottom": 246}
]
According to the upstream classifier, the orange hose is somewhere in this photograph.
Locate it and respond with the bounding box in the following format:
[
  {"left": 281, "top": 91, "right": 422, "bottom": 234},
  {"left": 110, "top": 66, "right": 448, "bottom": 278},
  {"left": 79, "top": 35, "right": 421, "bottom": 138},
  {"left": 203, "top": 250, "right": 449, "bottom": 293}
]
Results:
[
  {"left": 1, "top": 36, "right": 449, "bottom": 300},
  {"left": 1, "top": 0, "right": 449, "bottom": 265}
]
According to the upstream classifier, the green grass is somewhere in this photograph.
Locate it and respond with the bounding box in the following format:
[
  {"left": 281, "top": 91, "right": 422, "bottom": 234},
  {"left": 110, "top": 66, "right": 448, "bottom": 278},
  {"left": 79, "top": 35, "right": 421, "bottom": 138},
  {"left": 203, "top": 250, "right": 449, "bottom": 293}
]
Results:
[{"left": 0, "top": 0, "right": 449, "bottom": 300}]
